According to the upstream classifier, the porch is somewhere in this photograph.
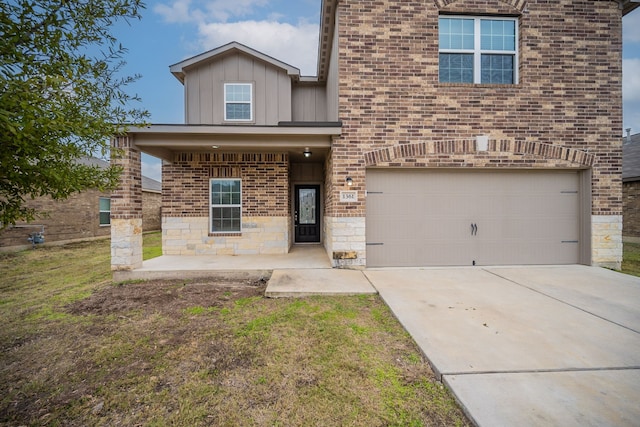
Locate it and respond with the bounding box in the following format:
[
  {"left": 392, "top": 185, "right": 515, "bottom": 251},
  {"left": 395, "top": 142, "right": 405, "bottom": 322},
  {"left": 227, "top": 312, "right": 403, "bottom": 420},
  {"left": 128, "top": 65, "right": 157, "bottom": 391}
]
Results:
[{"left": 112, "top": 244, "right": 332, "bottom": 282}]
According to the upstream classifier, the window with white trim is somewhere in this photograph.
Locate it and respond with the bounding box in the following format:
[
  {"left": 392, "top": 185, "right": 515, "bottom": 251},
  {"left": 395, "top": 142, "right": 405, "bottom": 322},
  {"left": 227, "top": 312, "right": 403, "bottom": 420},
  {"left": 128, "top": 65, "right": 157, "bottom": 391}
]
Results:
[
  {"left": 224, "top": 83, "right": 253, "bottom": 121},
  {"left": 99, "top": 197, "right": 111, "bottom": 226},
  {"left": 439, "top": 16, "right": 518, "bottom": 84},
  {"left": 210, "top": 179, "right": 242, "bottom": 233}
]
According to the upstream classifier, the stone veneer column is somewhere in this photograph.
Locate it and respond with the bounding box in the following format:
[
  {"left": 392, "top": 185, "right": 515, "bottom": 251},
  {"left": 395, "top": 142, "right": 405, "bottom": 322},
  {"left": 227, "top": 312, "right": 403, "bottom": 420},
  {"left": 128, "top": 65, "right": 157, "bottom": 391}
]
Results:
[
  {"left": 110, "top": 136, "right": 143, "bottom": 271},
  {"left": 592, "top": 215, "right": 623, "bottom": 270}
]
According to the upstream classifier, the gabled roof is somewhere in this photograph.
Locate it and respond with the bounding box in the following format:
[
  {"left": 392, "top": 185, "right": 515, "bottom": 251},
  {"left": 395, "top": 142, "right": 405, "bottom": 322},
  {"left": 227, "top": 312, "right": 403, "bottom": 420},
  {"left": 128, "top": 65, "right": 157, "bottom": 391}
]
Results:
[
  {"left": 142, "top": 175, "right": 162, "bottom": 193},
  {"left": 79, "top": 157, "right": 162, "bottom": 191},
  {"left": 623, "top": 0, "right": 640, "bottom": 16},
  {"left": 169, "top": 41, "right": 301, "bottom": 84},
  {"left": 623, "top": 133, "right": 640, "bottom": 182}
]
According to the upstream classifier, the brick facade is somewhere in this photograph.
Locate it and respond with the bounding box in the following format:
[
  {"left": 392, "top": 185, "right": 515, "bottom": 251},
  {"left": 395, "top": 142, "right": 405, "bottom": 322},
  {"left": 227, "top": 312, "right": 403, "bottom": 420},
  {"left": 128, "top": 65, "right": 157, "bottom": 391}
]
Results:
[
  {"left": 0, "top": 179, "right": 160, "bottom": 250},
  {"left": 0, "top": 189, "right": 111, "bottom": 249},
  {"left": 111, "top": 136, "right": 143, "bottom": 220},
  {"left": 325, "top": 0, "right": 622, "bottom": 267},
  {"left": 163, "top": 152, "right": 289, "bottom": 218},
  {"left": 111, "top": 136, "right": 143, "bottom": 270},
  {"left": 111, "top": 0, "right": 626, "bottom": 271},
  {"left": 160, "top": 152, "right": 290, "bottom": 255},
  {"left": 142, "top": 191, "right": 162, "bottom": 232}
]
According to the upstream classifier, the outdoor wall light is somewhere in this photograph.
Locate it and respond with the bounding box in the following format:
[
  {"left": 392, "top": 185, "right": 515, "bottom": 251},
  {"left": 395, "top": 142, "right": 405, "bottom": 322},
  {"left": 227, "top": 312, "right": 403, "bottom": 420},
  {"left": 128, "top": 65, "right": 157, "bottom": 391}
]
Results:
[
  {"left": 303, "top": 147, "right": 312, "bottom": 157},
  {"left": 346, "top": 177, "right": 353, "bottom": 186}
]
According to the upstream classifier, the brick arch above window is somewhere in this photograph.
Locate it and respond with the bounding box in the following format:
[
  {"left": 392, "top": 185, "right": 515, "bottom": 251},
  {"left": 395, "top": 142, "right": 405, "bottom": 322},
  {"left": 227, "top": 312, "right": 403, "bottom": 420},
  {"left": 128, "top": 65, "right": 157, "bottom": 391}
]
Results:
[
  {"left": 434, "top": 0, "right": 527, "bottom": 13},
  {"left": 363, "top": 140, "right": 595, "bottom": 168}
]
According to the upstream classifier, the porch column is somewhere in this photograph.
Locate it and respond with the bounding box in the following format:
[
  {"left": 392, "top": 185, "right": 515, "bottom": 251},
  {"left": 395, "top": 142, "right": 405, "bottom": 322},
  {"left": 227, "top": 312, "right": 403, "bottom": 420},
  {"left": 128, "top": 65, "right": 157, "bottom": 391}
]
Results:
[{"left": 110, "top": 135, "right": 143, "bottom": 271}]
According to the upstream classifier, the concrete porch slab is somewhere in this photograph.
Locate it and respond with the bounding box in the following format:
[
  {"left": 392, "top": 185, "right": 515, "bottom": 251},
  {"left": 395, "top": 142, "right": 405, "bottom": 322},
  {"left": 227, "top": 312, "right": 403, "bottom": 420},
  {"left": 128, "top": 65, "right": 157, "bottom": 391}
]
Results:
[
  {"left": 265, "top": 269, "right": 377, "bottom": 298},
  {"left": 113, "top": 244, "right": 331, "bottom": 282}
]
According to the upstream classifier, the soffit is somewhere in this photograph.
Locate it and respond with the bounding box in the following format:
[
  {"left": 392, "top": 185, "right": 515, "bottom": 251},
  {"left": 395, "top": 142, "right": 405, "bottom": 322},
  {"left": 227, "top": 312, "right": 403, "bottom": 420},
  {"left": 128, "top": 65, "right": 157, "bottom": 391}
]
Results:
[{"left": 127, "top": 124, "right": 340, "bottom": 161}]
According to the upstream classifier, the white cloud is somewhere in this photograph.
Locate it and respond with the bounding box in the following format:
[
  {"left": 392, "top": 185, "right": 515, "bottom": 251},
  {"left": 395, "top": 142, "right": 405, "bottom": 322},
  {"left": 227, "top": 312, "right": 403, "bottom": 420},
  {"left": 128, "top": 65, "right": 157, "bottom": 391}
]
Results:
[
  {"left": 624, "top": 98, "right": 640, "bottom": 133},
  {"left": 154, "top": 1, "right": 319, "bottom": 74},
  {"left": 197, "top": 20, "right": 319, "bottom": 75},
  {"left": 623, "top": 58, "right": 640, "bottom": 102},
  {"left": 623, "top": 57, "right": 640, "bottom": 132},
  {"left": 623, "top": 11, "right": 640, "bottom": 44},
  {"left": 204, "top": 0, "right": 270, "bottom": 22},
  {"left": 154, "top": 0, "right": 196, "bottom": 24},
  {"left": 142, "top": 156, "right": 163, "bottom": 182},
  {"left": 155, "top": 0, "right": 269, "bottom": 23}
]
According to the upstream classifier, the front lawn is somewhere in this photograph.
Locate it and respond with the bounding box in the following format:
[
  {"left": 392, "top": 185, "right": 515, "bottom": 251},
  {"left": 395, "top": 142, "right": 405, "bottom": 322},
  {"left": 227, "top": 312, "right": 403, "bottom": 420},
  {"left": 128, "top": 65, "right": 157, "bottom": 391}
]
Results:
[
  {"left": 622, "top": 242, "right": 640, "bottom": 277},
  {"left": 0, "top": 239, "right": 469, "bottom": 426}
]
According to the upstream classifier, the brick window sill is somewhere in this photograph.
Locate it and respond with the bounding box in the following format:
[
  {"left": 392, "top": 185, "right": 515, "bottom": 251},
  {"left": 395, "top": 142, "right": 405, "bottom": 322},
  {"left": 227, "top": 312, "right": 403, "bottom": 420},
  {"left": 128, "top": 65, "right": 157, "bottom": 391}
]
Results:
[{"left": 209, "top": 233, "right": 242, "bottom": 237}]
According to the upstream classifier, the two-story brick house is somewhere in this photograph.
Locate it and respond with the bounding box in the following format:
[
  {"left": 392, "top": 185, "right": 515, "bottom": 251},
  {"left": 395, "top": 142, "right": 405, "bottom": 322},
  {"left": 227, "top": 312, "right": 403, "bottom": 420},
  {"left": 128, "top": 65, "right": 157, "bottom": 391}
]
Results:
[{"left": 111, "top": 0, "right": 638, "bottom": 272}]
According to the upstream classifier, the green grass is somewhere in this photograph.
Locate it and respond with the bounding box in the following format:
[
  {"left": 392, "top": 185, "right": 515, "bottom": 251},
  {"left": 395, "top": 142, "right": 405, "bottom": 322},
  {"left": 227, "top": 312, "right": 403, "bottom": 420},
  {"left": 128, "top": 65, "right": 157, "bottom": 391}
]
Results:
[
  {"left": 143, "top": 231, "right": 162, "bottom": 260},
  {"left": 621, "top": 242, "right": 640, "bottom": 277},
  {"left": 0, "top": 238, "right": 471, "bottom": 427}
]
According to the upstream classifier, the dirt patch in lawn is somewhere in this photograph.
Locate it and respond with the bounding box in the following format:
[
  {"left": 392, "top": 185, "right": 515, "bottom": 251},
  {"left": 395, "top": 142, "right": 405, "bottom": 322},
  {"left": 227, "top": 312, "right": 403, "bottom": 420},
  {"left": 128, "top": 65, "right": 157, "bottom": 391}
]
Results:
[
  {"left": 67, "top": 277, "right": 267, "bottom": 316},
  {"left": 2, "top": 271, "right": 470, "bottom": 426}
]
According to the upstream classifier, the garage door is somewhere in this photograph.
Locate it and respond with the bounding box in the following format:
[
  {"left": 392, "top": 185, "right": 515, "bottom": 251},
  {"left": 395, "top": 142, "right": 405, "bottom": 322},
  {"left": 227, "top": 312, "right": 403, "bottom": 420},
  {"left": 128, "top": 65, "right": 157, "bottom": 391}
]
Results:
[{"left": 366, "top": 169, "right": 581, "bottom": 267}]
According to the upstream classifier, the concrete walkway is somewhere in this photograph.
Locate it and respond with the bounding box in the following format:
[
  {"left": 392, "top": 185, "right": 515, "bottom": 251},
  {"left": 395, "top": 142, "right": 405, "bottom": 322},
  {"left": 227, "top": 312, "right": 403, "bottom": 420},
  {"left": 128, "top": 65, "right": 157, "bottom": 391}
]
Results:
[
  {"left": 266, "top": 269, "right": 376, "bottom": 297},
  {"left": 365, "top": 265, "right": 640, "bottom": 427}
]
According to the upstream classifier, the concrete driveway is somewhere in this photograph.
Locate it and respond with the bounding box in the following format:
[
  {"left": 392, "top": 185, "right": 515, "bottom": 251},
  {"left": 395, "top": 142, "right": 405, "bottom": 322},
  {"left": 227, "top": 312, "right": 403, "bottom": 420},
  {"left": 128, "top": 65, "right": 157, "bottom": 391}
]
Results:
[{"left": 365, "top": 265, "right": 640, "bottom": 427}]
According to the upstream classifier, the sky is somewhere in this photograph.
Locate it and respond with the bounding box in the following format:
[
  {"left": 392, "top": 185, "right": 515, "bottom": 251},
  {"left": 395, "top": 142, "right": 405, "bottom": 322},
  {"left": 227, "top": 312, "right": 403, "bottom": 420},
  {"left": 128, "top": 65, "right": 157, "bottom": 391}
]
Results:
[{"left": 109, "top": 1, "right": 640, "bottom": 182}]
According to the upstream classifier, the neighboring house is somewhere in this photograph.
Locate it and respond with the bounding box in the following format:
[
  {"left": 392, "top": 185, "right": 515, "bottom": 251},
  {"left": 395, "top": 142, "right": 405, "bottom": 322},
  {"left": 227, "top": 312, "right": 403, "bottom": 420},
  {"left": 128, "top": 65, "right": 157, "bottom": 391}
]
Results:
[
  {"left": 112, "top": 0, "right": 639, "bottom": 272},
  {"left": 0, "top": 158, "right": 161, "bottom": 250},
  {"left": 623, "top": 131, "right": 640, "bottom": 243}
]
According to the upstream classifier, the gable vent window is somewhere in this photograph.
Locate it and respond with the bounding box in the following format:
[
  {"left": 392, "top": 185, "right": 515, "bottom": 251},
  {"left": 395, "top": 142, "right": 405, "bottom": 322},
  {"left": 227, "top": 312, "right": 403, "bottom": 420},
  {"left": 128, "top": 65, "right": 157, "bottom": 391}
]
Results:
[
  {"left": 439, "top": 16, "right": 518, "bottom": 84},
  {"left": 224, "top": 83, "right": 253, "bottom": 121}
]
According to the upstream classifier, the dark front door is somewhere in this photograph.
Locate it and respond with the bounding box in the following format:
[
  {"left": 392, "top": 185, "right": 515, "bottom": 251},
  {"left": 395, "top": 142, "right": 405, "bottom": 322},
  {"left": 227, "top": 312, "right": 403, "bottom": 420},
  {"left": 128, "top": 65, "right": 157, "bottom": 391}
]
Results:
[{"left": 295, "top": 185, "right": 320, "bottom": 243}]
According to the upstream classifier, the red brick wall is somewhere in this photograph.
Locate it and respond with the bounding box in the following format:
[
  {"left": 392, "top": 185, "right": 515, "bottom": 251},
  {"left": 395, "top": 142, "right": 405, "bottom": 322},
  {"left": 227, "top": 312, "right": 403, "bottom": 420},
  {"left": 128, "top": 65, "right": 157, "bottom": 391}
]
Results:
[
  {"left": 0, "top": 189, "right": 111, "bottom": 248},
  {"left": 111, "top": 136, "right": 143, "bottom": 220},
  {"left": 163, "top": 152, "right": 289, "bottom": 217},
  {"left": 142, "top": 191, "right": 162, "bottom": 231},
  {"left": 0, "top": 190, "right": 161, "bottom": 248},
  {"left": 328, "top": 0, "right": 622, "bottom": 218}
]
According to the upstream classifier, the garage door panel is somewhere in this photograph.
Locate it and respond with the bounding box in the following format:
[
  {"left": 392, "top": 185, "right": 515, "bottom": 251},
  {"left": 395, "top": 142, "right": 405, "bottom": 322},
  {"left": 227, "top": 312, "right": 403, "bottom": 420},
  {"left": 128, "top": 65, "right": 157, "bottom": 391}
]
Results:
[{"left": 366, "top": 170, "right": 580, "bottom": 267}]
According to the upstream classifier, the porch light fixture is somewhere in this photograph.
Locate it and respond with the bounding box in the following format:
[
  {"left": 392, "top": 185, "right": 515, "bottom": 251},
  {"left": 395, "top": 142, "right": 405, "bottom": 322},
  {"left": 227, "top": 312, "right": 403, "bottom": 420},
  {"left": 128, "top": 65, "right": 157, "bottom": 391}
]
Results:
[
  {"left": 303, "top": 147, "right": 312, "bottom": 158},
  {"left": 346, "top": 177, "right": 353, "bottom": 186},
  {"left": 211, "top": 145, "right": 220, "bottom": 149}
]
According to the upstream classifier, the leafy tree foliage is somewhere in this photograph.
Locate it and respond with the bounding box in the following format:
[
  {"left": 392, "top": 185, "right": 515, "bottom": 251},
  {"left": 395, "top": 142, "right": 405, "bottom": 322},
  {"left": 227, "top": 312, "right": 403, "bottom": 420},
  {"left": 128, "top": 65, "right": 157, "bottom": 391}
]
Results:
[{"left": 0, "top": 0, "right": 149, "bottom": 226}]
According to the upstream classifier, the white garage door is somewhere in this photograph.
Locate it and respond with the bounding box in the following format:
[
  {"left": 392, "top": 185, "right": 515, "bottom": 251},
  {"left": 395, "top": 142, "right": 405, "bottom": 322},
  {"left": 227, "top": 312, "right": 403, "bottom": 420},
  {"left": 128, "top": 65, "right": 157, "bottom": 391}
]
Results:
[{"left": 366, "top": 169, "right": 581, "bottom": 267}]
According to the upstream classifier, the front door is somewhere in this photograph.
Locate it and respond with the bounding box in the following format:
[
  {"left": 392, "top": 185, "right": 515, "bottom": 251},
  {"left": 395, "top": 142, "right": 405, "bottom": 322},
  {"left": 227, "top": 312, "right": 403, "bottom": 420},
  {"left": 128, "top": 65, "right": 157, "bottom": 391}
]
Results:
[{"left": 295, "top": 185, "right": 320, "bottom": 243}]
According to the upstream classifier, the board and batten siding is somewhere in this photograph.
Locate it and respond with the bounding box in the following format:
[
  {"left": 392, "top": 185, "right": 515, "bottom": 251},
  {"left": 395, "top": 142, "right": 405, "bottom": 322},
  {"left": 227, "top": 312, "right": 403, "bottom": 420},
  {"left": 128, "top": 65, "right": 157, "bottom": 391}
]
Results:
[
  {"left": 292, "top": 85, "right": 327, "bottom": 122},
  {"left": 184, "top": 52, "right": 292, "bottom": 125}
]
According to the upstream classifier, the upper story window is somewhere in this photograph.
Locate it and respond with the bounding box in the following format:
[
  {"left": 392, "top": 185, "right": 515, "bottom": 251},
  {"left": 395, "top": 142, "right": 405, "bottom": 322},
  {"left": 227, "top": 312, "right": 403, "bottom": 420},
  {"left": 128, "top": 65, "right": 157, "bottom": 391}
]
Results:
[
  {"left": 439, "top": 16, "right": 518, "bottom": 84},
  {"left": 224, "top": 83, "right": 253, "bottom": 121}
]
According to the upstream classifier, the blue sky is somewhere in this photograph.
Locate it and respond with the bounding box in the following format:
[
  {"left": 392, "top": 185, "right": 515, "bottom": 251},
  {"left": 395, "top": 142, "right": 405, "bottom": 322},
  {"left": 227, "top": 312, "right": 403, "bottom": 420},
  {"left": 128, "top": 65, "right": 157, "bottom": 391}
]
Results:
[{"left": 111, "top": 1, "right": 640, "bottom": 181}]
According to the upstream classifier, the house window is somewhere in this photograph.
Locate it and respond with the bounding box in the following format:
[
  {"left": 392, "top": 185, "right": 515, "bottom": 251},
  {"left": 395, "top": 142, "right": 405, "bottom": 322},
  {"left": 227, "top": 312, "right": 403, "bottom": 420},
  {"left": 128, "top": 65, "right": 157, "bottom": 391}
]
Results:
[
  {"left": 224, "top": 83, "right": 253, "bottom": 121},
  {"left": 210, "top": 179, "right": 242, "bottom": 233},
  {"left": 439, "top": 16, "right": 518, "bottom": 84},
  {"left": 99, "top": 197, "right": 111, "bottom": 226}
]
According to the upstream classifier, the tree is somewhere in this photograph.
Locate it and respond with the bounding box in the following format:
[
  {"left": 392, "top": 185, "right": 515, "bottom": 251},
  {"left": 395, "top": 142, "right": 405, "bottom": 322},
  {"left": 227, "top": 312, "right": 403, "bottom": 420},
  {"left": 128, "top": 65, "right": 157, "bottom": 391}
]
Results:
[{"left": 0, "top": 0, "right": 149, "bottom": 227}]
